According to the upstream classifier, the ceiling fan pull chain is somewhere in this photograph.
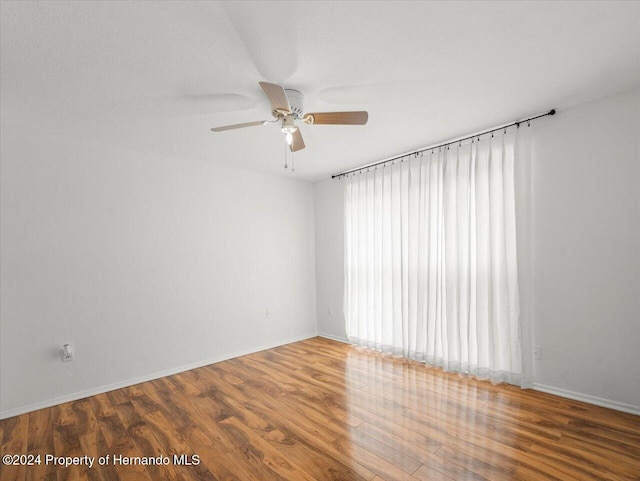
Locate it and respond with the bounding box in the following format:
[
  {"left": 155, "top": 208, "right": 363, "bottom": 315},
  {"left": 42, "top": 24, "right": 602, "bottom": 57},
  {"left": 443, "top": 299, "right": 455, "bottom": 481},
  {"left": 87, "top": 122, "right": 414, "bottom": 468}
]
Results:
[
  {"left": 284, "top": 142, "right": 288, "bottom": 169},
  {"left": 292, "top": 150, "right": 295, "bottom": 172}
]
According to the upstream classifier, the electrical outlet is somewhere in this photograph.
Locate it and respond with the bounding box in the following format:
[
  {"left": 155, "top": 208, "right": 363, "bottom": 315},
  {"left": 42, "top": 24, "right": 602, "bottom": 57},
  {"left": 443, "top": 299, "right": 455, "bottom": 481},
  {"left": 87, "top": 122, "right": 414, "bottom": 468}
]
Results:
[
  {"left": 534, "top": 345, "right": 542, "bottom": 360},
  {"left": 62, "top": 343, "right": 74, "bottom": 362},
  {"left": 328, "top": 307, "right": 333, "bottom": 316},
  {"left": 266, "top": 309, "right": 272, "bottom": 319}
]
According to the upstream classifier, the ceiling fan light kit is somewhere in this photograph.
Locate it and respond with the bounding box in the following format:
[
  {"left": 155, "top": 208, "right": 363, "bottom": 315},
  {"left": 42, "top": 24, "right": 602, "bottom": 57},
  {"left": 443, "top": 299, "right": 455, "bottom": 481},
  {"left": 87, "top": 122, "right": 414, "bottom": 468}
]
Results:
[
  {"left": 280, "top": 115, "right": 298, "bottom": 134},
  {"left": 211, "top": 81, "right": 368, "bottom": 154}
]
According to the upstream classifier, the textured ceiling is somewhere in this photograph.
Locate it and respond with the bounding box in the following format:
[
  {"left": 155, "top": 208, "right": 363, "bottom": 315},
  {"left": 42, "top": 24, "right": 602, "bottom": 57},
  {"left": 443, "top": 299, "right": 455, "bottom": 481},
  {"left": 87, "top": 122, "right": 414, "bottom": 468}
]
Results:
[{"left": 1, "top": 1, "right": 639, "bottom": 181}]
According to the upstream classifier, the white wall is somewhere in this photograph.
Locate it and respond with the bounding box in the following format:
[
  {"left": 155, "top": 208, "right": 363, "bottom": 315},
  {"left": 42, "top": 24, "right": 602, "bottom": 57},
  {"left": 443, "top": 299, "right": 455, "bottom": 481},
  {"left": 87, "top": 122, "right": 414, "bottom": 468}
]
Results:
[
  {"left": 531, "top": 88, "right": 640, "bottom": 410},
  {"left": 314, "top": 88, "right": 640, "bottom": 412},
  {"left": 0, "top": 124, "right": 317, "bottom": 418},
  {"left": 314, "top": 178, "right": 346, "bottom": 341}
]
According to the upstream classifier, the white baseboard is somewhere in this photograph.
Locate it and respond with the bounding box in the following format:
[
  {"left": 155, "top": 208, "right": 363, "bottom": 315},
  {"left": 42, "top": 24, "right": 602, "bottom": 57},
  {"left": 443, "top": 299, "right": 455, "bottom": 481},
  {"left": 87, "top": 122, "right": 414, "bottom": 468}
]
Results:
[
  {"left": 533, "top": 383, "right": 640, "bottom": 416},
  {"left": 7, "top": 336, "right": 635, "bottom": 419},
  {"left": 317, "top": 332, "right": 350, "bottom": 344},
  {"left": 0, "top": 332, "right": 318, "bottom": 420}
]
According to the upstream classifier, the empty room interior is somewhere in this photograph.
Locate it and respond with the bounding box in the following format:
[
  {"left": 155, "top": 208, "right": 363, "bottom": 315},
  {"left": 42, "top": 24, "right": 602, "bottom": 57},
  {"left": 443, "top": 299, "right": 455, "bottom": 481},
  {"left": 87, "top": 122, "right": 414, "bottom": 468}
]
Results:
[{"left": 1, "top": 1, "right": 639, "bottom": 480}]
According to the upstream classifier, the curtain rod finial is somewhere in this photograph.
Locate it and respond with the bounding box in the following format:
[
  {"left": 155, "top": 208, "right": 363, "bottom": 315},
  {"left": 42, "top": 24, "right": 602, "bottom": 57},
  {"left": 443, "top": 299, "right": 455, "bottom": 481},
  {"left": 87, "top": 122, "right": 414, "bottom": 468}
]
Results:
[{"left": 549, "top": 109, "right": 556, "bottom": 115}]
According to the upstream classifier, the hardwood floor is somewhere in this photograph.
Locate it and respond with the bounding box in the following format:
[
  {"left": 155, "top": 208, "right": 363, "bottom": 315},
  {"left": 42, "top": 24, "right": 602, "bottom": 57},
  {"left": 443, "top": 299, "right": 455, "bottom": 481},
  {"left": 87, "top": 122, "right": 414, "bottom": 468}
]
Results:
[{"left": 1, "top": 337, "right": 639, "bottom": 481}]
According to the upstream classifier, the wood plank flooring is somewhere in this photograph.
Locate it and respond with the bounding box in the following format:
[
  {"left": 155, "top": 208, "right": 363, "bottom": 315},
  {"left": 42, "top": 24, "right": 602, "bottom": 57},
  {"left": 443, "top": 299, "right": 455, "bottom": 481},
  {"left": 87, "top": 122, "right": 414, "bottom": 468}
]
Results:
[{"left": 1, "top": 337, "right": 639, "bottom": 480}]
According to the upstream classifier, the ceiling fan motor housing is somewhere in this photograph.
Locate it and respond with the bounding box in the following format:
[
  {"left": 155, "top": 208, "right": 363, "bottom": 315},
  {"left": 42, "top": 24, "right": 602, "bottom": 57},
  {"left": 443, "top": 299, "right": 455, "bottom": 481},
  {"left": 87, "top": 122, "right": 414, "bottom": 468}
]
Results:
[{"left": 283, "top": 89, "right": 304, "bottom": 118}]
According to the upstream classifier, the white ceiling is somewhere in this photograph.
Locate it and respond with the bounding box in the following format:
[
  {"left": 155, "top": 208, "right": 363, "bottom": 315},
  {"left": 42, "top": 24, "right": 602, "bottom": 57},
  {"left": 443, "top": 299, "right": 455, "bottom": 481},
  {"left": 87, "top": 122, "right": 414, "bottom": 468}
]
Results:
[{"left": 2, "top": 1, "right": 639, "bottom": 181}]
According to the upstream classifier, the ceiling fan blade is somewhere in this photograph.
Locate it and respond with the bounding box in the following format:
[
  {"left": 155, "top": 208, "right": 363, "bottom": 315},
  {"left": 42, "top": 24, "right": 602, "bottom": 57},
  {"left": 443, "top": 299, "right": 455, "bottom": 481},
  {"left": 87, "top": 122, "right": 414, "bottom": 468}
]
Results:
[
  {"left": 303, "top": 111, "right": 368, "bottom": 125},
  {"left": 210, "top": 120, "right": 266, "bottom": 132},
  {"left": 290, "top": 129, "right": 305, "bottom": 152},
  {"left": 259, "top": 81, "right": 291, "bottom": 115}
]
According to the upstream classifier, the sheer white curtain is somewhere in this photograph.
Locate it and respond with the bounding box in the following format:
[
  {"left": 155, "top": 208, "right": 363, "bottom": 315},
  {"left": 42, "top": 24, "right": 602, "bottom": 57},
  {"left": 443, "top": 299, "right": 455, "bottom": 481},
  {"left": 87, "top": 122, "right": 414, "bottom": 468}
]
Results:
[{"left": 344, "top": 129, "right": 530, "bottom": 386}]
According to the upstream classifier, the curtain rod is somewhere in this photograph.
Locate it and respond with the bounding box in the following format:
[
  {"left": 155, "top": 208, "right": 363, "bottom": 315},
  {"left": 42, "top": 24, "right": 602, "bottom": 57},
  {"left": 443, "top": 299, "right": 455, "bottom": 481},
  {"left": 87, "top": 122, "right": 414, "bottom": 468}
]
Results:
[{"left": 331, "top": 108, "right": 556, "bottom": 179}]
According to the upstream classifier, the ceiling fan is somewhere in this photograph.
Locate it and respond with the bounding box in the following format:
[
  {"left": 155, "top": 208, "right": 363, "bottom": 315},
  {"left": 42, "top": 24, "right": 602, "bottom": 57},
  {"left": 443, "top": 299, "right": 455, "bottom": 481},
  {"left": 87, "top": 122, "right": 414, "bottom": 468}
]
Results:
[{"left": 210, "top": 81, "right": 368, "bottom": 152}]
